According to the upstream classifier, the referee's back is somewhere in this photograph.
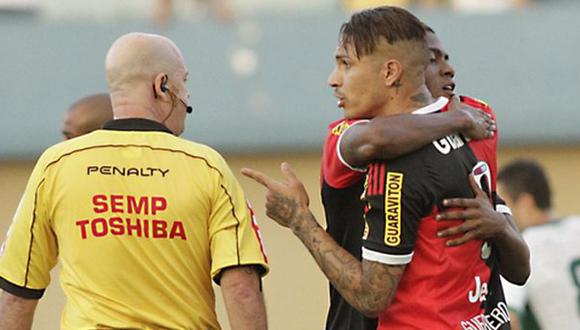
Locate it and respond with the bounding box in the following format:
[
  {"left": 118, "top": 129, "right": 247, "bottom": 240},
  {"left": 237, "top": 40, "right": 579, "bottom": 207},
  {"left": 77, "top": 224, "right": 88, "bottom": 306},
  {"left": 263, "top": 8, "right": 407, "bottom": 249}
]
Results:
[{"left": 0, "top": 119, "right": 268, "bottom": 329}]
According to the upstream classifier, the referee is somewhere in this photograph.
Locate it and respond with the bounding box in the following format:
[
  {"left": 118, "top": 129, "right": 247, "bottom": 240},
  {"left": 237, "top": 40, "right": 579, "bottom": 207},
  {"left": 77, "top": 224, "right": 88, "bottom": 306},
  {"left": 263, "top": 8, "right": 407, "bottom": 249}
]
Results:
[{"left": 0, "top": 32, "right": 269, "bottom": 330}]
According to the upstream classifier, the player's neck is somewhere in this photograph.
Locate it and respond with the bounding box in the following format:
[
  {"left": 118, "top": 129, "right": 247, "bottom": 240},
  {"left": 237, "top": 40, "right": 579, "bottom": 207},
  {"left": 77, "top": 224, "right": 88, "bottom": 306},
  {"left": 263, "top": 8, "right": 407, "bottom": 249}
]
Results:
[
  {"left": 387, "top": 84, "right": 434, "bottom": 116},
  {"left": 522, "top": 208, "right": 552, "bottom": 230}
]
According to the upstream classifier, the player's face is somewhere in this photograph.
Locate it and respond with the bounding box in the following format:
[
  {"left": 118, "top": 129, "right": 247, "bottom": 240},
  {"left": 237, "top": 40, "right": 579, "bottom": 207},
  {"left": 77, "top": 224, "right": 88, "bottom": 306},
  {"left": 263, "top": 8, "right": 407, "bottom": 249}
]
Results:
[
  {"left": 327, "top": 42, "right": 389, "bottom": 119},
  {"left": 425, "top": 32, "right": 456, "bottom": 99}
]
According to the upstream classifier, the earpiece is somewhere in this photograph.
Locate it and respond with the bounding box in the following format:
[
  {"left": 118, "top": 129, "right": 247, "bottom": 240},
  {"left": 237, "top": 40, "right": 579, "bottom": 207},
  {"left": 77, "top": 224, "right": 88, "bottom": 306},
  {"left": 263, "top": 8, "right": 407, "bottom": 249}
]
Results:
[
  {"left": 155, "top": 74, "right": 194, "bottom": 114},
  {"left": 160, "top": 75, "right": 169, "bottom": 92}
]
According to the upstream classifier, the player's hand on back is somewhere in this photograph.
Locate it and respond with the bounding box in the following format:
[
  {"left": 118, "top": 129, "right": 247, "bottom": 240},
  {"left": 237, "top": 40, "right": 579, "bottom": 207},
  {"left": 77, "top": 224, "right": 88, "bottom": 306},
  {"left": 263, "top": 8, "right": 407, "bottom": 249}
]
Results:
[
  {"left": 435, "top": 174, "right": 507, "bottom": 246},
  {"left": 242, "top": 162, "right": 311, "bottom": 230},
  {"left": 448, "top": 96, "right": 495, "bottom": 140}
]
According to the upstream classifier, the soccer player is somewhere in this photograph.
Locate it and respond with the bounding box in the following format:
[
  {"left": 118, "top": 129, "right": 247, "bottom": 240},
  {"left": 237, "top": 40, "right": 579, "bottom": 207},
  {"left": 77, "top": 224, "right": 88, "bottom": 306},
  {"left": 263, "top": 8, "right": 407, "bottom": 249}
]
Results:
[
  {"left": 0, "top": 32, "right": 268, "bottom": 329},
  {"left": 243, "top": 6, "right": 529, "bottom": 329},
  {"left": 61, "top": 93, "right": 113, "bottom": 140},
  {"left": 321, "top": 21, "right": 516, "bottom": 329},
  {"left": 498, "top": 159, "right": 580, "bottom": 329},
  {"left": 321, "top": 23, "right": 504, "bottom": 330}
]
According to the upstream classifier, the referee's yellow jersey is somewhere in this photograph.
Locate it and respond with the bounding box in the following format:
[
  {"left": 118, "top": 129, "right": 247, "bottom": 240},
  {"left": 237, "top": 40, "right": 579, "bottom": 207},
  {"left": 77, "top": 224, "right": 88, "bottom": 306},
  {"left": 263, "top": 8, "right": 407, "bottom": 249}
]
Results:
[{"left": 0, "top": 119, "right": 269, "bottom": 329}]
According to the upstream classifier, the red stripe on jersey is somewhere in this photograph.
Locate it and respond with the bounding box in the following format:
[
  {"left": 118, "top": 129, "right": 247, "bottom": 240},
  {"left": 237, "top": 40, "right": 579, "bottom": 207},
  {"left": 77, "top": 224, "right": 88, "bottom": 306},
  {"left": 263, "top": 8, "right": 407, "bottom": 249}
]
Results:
[
  {"left": 378, "top": 163, "right": 386, "bottom": 195},
  {"left": 367, "top": 164, "right": 374, "bottom": 195},
  {"left": 373, "top": 163, "right": 380, "bottom": 195},
  {"left": 247, "top": 201, "right": 268, "bottom": 263}
]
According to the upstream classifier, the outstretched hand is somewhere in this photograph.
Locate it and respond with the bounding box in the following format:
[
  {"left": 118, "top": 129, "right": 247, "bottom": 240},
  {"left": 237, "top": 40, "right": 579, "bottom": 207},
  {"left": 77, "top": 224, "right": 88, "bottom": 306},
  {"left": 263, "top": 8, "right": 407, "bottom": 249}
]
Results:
[
  {"left": 241, "top": 162, "right": 310, "bottom": 230},
  {"left": 436, "top": 174, "right": 507, "bottom": 246},
  {"left": 448, "top": 96, "right": 496, "bottom": 140}
]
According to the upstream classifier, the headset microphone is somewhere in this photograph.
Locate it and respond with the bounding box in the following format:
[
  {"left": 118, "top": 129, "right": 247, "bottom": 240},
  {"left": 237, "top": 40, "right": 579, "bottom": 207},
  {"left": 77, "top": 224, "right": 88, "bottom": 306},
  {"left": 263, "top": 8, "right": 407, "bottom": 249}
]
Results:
[
  {"left": 168, "top": 90, "right": 192, "bottom": 114},
  {"left": 156, "top": 76, "right": 193, "bottom": 114}
]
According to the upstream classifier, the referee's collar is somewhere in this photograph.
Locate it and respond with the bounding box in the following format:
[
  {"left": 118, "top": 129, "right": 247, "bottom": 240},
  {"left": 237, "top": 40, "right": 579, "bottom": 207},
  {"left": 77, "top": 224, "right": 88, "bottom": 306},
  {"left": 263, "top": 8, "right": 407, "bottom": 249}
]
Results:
[{"left": 102, "top": 118, "right": 174, "bottom": 134}]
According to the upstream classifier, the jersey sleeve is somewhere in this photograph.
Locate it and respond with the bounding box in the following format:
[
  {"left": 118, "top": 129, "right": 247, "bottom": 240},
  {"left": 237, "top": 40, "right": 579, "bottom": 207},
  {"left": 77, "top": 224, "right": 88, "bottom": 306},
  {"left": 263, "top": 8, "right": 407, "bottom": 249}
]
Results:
[
  {"left": 361, "top": 154, "right": 434, "bottom": 265},
  {"left": 502, "top": 276, "right": 527, "bottom": 313},
  {"left": 460, "top": 95, "right": 499, "bottom": 191},
  {"left": 0, "top": 151, "right": 58, "bottom": 299},
  {"left": 207, "top": 154, "right": 269, "bottom": 284},
  {"left": 493, "top": 194, "right": 512, "bottom": 215},
  {"left": 321, "top": 119, "right": 368, "bottom": 189}
]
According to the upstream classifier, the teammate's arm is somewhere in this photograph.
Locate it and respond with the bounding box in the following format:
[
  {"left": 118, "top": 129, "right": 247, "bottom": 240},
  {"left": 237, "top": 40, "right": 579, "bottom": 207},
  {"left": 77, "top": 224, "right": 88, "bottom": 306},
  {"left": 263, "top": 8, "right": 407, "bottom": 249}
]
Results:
[
  {"left": 242, "top": 163, "right": 405, "bottom": 317},
  {"left": 436, "top": 175, "right": 530, "bottom": 285},
  {"left": 340, "top": 99, "right": 494, "bottom": 168},
  {"left": 0, "top": 290, "right": 38, "bottom": 330},
  {"left": 220, "top": 266, "right": 267, "bottom": 330}
]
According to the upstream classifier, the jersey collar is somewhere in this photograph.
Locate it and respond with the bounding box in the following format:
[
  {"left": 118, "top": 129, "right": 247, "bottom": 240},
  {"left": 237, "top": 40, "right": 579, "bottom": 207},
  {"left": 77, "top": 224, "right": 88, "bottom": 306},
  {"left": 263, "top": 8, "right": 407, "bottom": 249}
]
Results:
[
  {"left": 412, "top": 97, "right": 449, "bottom": 115},
  {"left": 102, "top": 118, "right": 173, "bottom": 134}
]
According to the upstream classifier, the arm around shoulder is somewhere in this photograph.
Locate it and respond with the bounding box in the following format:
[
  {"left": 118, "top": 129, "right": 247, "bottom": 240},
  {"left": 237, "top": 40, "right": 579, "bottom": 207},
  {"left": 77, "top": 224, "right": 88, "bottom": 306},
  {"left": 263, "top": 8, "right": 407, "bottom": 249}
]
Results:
[{"left": 339, "top": 110, "right": 479, "bottom": 168}]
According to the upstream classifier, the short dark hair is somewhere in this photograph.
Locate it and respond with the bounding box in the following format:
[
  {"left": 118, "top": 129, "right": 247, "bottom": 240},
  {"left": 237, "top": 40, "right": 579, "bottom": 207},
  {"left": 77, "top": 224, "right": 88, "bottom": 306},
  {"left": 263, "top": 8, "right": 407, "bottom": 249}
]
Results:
[
  {"left": 422, "top": 23, "right": 435, "bottom": 34},
  {"left": 339, "top": 6, "right": 427, "bottom": 59},
  {"left": 498, "top": 159, "right": 552, "bottom": 210}
]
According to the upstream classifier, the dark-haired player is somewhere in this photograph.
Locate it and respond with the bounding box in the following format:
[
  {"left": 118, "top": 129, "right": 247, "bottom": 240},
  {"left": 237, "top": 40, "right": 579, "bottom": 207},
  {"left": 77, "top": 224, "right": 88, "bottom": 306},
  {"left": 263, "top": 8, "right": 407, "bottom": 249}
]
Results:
[
  {"left": 321, "top": 24, "right": 497, "bottom": 330},
  {"left": 498, "top": 159, "right": 580, "bottom": 330},
  {"left": 243, "top": 6, "right": 529, "bottom": 329},
  {"left": 321, "top": 21, "right": 523, "bottom": 330}
]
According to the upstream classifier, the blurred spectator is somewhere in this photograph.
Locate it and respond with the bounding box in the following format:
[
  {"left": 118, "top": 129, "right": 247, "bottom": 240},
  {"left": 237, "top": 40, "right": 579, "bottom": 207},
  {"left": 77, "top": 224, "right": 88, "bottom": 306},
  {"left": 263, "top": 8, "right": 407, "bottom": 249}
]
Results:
[
  {"left": 0, "top": 0, "right": 35, "bottom": 9},
  {"left": 451, "top": 0, "right": 531, "bottom": 13},
  {"left": 61, "top": 93, "right": 113, "bottom": 140},
  {"left": 0, "top": 0, "right": 36, "bottom": 15},
  {"left": 152, "top": 0, "right": 234, "bottom": 26},
  {"left": 341, "top": 0, "right": 444, "bottom": 12},
  {"left": 498, "top": 159, "right": 580, "bottom": 330}
]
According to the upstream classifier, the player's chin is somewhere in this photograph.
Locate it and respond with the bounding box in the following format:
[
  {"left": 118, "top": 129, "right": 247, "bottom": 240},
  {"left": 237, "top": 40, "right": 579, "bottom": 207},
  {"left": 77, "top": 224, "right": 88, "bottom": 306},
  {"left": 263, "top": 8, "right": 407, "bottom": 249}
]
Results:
[
  {"left": 437, "top": 89, "right": 455, "bottom": 99},
  {"left": 342, "top": 109, "right": 355, "bottom": 119}
]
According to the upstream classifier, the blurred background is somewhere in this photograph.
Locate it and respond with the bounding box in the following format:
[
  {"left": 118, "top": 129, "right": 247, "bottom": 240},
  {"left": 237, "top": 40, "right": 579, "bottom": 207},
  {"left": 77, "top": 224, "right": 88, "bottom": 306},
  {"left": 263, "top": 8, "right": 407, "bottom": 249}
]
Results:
[{"left": 1, "top": 0, "right": 579, "bottom": 329}]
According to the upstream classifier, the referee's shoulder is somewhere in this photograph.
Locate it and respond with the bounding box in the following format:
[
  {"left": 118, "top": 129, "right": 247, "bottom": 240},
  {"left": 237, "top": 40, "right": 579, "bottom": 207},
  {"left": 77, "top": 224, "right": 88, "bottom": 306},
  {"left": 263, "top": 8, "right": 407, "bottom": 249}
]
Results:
[
  {"left": 168, "top": 137, "right": 229, "bottom": 168},
  {"left": 36, "top": 134, "right": 89, "bottom": 164}
]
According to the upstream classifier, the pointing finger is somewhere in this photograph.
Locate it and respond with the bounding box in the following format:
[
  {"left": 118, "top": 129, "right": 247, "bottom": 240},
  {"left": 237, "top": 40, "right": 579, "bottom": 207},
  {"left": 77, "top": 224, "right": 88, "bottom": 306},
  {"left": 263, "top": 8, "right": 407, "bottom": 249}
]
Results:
[{"left": 241, "top": 168, "right": 274, "bottom": 188}]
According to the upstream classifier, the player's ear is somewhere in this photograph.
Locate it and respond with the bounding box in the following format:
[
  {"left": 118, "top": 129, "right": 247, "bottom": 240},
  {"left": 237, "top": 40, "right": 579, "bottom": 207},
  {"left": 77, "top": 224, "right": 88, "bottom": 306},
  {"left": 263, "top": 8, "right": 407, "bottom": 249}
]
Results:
[{"left": 383, "top": 59, "right": 403, "bottom": 88}]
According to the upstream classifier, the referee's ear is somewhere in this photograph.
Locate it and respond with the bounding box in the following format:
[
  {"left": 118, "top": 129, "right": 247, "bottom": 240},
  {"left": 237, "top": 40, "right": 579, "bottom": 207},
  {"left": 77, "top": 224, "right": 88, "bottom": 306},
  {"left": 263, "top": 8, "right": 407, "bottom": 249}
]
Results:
[{"left": 153, "top": 73, "right": 171, "bottom": 101}]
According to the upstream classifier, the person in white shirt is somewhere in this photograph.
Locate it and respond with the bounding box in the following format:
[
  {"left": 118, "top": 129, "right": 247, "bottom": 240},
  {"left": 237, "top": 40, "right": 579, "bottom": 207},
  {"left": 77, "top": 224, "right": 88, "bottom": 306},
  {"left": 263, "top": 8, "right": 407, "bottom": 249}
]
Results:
[{"left": 498, "top": 158, "right": 580, "bottom": 330}]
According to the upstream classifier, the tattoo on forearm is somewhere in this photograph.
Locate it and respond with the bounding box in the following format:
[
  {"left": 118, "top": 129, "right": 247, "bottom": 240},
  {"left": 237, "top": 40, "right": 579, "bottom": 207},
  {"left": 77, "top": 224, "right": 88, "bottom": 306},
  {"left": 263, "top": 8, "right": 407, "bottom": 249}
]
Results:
[{"left": 293, "top": 211, "right": 405, "bottom": 315}]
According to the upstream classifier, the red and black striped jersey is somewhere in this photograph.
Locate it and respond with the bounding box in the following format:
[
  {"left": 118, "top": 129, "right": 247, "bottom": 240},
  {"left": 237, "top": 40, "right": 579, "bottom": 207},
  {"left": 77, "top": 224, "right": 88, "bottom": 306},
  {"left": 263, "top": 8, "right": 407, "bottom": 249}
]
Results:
[{"left": 361, "top": 98, "right": 510, "bottom": 330}]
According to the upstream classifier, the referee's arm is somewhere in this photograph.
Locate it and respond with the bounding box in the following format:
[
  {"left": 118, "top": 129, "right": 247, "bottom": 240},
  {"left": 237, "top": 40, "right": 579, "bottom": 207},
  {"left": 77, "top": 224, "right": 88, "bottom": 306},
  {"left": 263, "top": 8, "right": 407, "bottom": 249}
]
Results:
[
  {"left": 0, "top": 289, "right": 38, "bottom": 330},
  {"left": 220, "top": 265, "right": 267, "bottom": 330}
]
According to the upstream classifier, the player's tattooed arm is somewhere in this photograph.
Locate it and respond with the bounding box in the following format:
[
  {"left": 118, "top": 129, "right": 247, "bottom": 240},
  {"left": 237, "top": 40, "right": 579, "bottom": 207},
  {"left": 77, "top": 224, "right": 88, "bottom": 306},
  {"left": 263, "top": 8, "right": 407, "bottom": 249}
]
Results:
[
  {"left": 242, "top": 163, "right": 405, "bottom": 317},
  {"left": 339, "top": 97, "right": 495, "bottom": 168},
  {"left": 293, "top": 213, "right": 405, "bottom": 316}
]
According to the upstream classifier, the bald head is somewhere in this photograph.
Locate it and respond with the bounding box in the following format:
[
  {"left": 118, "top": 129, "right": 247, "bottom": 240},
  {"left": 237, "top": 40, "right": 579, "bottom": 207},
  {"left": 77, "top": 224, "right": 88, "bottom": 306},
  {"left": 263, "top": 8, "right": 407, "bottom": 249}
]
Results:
[
  {"left": 106, "top": 32, "right": 185, "bottom": 91},
  {"left": 105, "top": 32, "right": 190, "bottom": 136},
  {"left": 62, "top": 93, "right": 113, "bottom": 140}
]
